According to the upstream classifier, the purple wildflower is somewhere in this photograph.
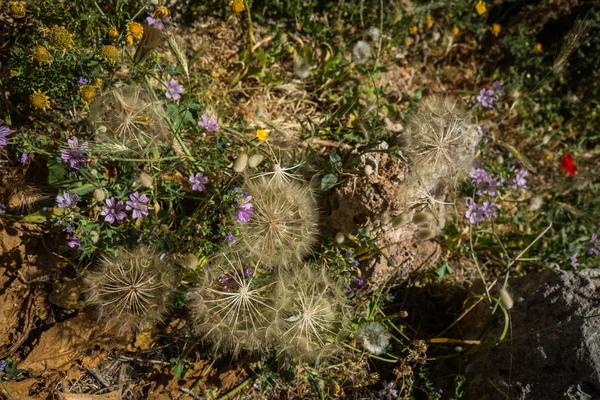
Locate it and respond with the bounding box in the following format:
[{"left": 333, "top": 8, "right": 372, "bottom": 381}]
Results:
[
  {"left": 492, "top": 80, "right": 505, "bottom": 96},
  {"left": 345, "top": 284, "right": 352, "bottom": 292},
  {"left": 78, "top": 77, "right": 88, "bottom": 85},
  {"left": 60, "top": 137, "right": 89, "bottom": 169},
  {"left": 198, "top": 114, "right": 220, "bottom": 132},
  {"left": 236, "top": 196, "right": 253, "bottom": 223},
  {"left": 219, "top": 274, "right": 230, "bottom": 284},
  {"left": 67, "top": 234, "right": 80, "bottom": 248},
  {"left": 20, "top": 153, "right": 28, "bottom": 164},
  {"left": 189, "top": 172, "right": 209, "bottom": 192},
  {"left": 56, "top": 191, "right": 79, "bottom": 208},
  {"left": 146, "top": 15, "right": 170, "bottom": 30},
  {"left": 345, "top": 251, "right": 353, "bottom": 258},
  {"left": 65, "top": 226, "right": 74, "bottom": 233},
  {"left": 351, "top": 260, "right": 359, "bottom": 267},
  {"left": 570, "top": 253, "right": 578, "bottom": 269},
  {"left": 476, "top": 88, "right": 496, "bottom": 109},
  {"left": 585, "top": 234, "right": 600, "bottom": 255},
  {"left": 355, "top": 278, "right": 364, "bottom": 286},
  {"left": 0, "top": 359, "right": 6, "bottom": 372},
  {"left": 125, "top": 191, "right": 149, "bottom": 219},
  {"left": 480, "top": 201, "right": 498, "bottom": 219},
  {"left": 163, "top": 78, "right": 184, "bottom": 101},
  {"left": 245, "top": 268, "right": 253, "bottom": 276},
  {"left": 0, "top": 125, "right": 11, "bottom": 149},
  {"left": 512, "top": 169, "right": 529, "bottom": 190},
  {"left": 0, "top": 203, "right": 6, "bottom": 214},
  {"left": 469, "top": 168, "right": 502, "bottom": 196},
  {"left": 465, "top": 197, "right": 484, "bottom": 224},
  {"left": 100, "top": 197, "right": 127, "bottom": 224},
  {"left": 225, "top": 234, "right": 236, "bottom": 242},
  {"left": 378, "top": 381, "right": 399, "bottom": 399}
]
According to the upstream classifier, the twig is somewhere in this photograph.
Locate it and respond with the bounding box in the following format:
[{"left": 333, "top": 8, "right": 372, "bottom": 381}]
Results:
[
  {"left": 87, "top": 368, "right": 111, "bottom": 388},
  {"left": 179, "top": 387, "right": 203, "bottom": 400}
]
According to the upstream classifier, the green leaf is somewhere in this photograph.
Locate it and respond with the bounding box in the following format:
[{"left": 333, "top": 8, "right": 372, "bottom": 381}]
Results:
[
  {"left": 329, "top": 152, "right": 342, "bottom": 169},
  {"left": 320, "top": 173, "right": 338, "bottom": 191},
  {"left": 47, "top": 159, "right": 70, "bottom": 187},
  {"left": 435, "top": 262, "right": 453, "bottom": 281},
  {"left": 170, "top": 357, "right": 192, "bottom": 380},
  {"left": 357, "top": 226, "right": 370, "bottom": 237}
]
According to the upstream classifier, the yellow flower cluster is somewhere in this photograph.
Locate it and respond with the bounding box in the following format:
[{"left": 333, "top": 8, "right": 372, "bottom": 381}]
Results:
[
  {"left": 40, "top": 25, "right": 74, "bottom": 53},
  {"left": 100, "top": 45, "right": 120, "bottom": 65},
  {"left": 491, "top": 23, "right": 501, "bottom": 36},
  {"left": 475, "top": 0, "right": 486, "bottom": 15},
  {"left": 256, "top": 129, "right": 268, "bottom": 141},
  {"left": 108, "top": 26, "right": 118, "bottom": 39},
  {"left": 229, "top": 0, "right": 245, "bottom": 13},
  {"left": 8, "top": 1, "right": 26, "bottom": 18},
  {"left": 80, "top": 85, "right": 97, "bottom": 104},
  {"left": 424, "top": 15, "right": 434, "bottom": 30},
  {"left": 452, "top": 26, "right": 460, "bottom": 36},
  {"left": 152, "top": 5, "right": 170, "bottom": 19},
  {"left": 30, "top": 89, "right": 51, "bottom": 111},
  {"left": 126, "top": 21, "right": 144, "bottom": 45},
  {"left": 409, "top": 25, "right": 418, "bottom": 34},
  {"left": 534, "top": 43, "right": 542, "bottom": 53},
  {"left": 30, "top": 45, "right": 52, "bottom": 64}
]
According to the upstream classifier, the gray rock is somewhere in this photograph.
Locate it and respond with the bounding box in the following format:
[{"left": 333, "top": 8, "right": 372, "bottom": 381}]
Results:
[{"left": 462, "top": 269, "right": 600, "bottom": 400}]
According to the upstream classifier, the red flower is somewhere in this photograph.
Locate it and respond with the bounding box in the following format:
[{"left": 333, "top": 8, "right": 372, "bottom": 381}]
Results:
[{"left": 561, "top": 152, "right": 577, "bottom": 176}]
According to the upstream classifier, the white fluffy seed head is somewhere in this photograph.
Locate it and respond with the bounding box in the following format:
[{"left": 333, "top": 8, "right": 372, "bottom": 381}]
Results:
[
  {"left": 392, "top": 214, "right": 411, "bottom": 229},
  {"left": 137, "top": 172, "right": 153, "bottom": 188},
  {"left": 190, "top": 252, "right": 276, "bottom": 357},
  {"left": 89, "top": 86, "right": 171, "bottom": 155},
  {"left": 357, "top": 322, "right": 390, "bottom": 355},
  {"left": 293, "top": 57, "right": 311, "bottom": 79},
  {"left": 84, "top": 246, "right": 178, "bottom": 332},
  {"left": 334, "top": 232, "right": 345, "bottom": 244},
  {"left": 238, "top": 176, "right": 320, "bottom": 267},
  {"left": 500, "top": 288, "right": 514, "bottom": 310},
  {"left": 352, "top": 40, "right": 372, "bottom": 65},
  {"left": 367, "top": 27, "right": 381, "bottom": 42},
  {"left": 93, "top": 188, "right": 106, "bottom": 202},
  {"left": 271, "top": 264, "right": 348, "bottom": 363},
  {"left": 233, "top": 153, "right": 249, "bottom": 173},
  {"left": 404, "top": 95, "right": 480, "bottom": 187},
  {"left": 248, "top": 153, "right": 264, "bottom": 168}
]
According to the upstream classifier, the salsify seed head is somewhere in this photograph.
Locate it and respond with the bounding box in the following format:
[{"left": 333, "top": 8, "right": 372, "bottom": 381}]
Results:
[
  {"left": 190, "top": 252, "right": 276, "bottom": 357},
  {"left": 89, "top": 86, "right": 170, "bottom": 155},
  {"left": 357, "top": 322, "right": 391, "bottom": 355},
  {"left": 84, "top": 246, "right": 178, "bottom": 332},
  {"left": 270, "top": 264, "right": 348, "bottom": 363},
  {"left": 237, "top": 176, "right": 319, "bottom": 267},
  {"left": 403, "top": 95, "right": 480, "bottom": 188}
]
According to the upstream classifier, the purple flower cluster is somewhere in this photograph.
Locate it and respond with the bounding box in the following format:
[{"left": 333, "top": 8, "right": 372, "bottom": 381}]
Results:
[
  {"left": 126, "top": 192, "right": 150, "bottom": 219},
  {"left": 570, "top": 253, "right": 578, "bottom": 269},
  {"left": 99, "top": 192, "right": 149, "bottom": 223},
  {"left": 512, "top": 169, "right": 529, "bottom": 190},
  {"left": 146, "top": 11, "right": 170, "bottom": 30},
  {"left": 465, "top": 197, "right": 498, "bottom": 224},
  {"left": 0, "top": 125, "right": 11, "bottom": 150},
  {"left": 379, "top": 381, "right": 399, "bottom": 399},
  {"left": 60, "top": 137, "right": 89, "bottom": 169},
  {"left": 470, "top": 168, "right": 502, "bottom": 196},
  {"left": 476, "top": 80, "right": 504, "bottom": 109},
  {"left": 236, "top": 195, "right": 253, "bottom": 223},
  {"left": 100, "top": 197, "right": 127, "bottom": 224},
  {"left": 56, "top": 191, "right": 79, "bottom": 208},
  {"left": 586, "top": 234, "right": 600, "bottom": 256},
  {"left": 198, "top": 114, "right": 220, "bottom": 132},
  {"left": 189, "top": 172, "right": 209, "bottom": 192},
  {"left": 67, "top": 234, "right": 80, "bottom": 248},
  {"left": 163, "top": 78, "right": 184, "bottom": 101},
  {"left": 20, "top": 153, "right": 28, "bottom": 164}
]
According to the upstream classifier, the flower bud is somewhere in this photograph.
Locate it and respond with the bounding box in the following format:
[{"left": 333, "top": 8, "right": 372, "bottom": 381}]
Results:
[
  {"left": 391, "top": 214, "right": 410, "bottom": 229},
  {"left": 93, "top": 188, "right": 106, "bottom": 202},
  {"left": 138, "top": 172, "right": 153, "bottom": 188},
  {"left": 334, "top": 232, "right": 345, "bottom": 244},
  {"left": 412, "top": 212, "right": 434, "bottom": 226},
  {"left": 248, "top": 153, "right": 264, "bottom": 168},
  {"left": 233, "top": 153, "right": 248, "bottom": 173},
  {"left": 416, "top": 228, "right": 436, "bottom": 241}
]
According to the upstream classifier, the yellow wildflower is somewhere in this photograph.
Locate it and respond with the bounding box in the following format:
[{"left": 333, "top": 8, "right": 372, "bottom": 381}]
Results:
[
  {"left": 409, "top": 25, "right": 418, "bottom": 34},
  {"left": 152, "top": 5, "right": 170, "bottom": 19},
  {"left": 491, "top": 23, "right": 501, "bottom": 36},
  {"left": 452, "top": 26, "right": 460, "bottom": 36},
  {"left": 80, "top": 85, "right": 97, "bottom": 104},
  {"left": 94, "top": 78, "right": 102, "bottom": 87},
  {"left": 41, "top": 25, "right": 74, "bottom": 53},
  {"left": 475, "top": 0, "right": 486, "bottom": 15},
  {"left": 30, "top": 45, "right": 53, "bottom": 64},
  {"left": 256, "top": 129, "right": 268, "bottom": 141},
  {"left": 30, "top": 89, "right": 51, "bottom": 111},
  {"left": 534, "top": 43, "right": 542, "bottom": 53},
  {"left": 126, "top": 35, "right": 133, "bottom": 45},
  {"left": 100, "top": 45, "right": 120, "bottom": 65},
  {"left": 424, "top": 15, "right": 434, "bottom": 29},
  {"left": 127, "top": 22, "right": 144, "bottom": 41},
  {"left": 8, "top": 1, "right": 26, "bottom": 18},
  {"left": 229, "top": 0, "right": 245, "bottom": 13},
  {"left": 108, "top": 26, "right": 118, "bottom": 38}
]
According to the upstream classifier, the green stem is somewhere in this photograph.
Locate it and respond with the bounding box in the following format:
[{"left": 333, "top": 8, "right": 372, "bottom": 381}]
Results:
[
  {"left": 218, "top": 376, "right": 253, "bottom": 400},
  {"left": 1, "top": 380, "right": 17, "bottom": 400}
]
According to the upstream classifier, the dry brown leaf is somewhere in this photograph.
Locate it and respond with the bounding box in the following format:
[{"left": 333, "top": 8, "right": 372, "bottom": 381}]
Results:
[{"left": 20, "top": 313, "right": 127, "bottom": 376}]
